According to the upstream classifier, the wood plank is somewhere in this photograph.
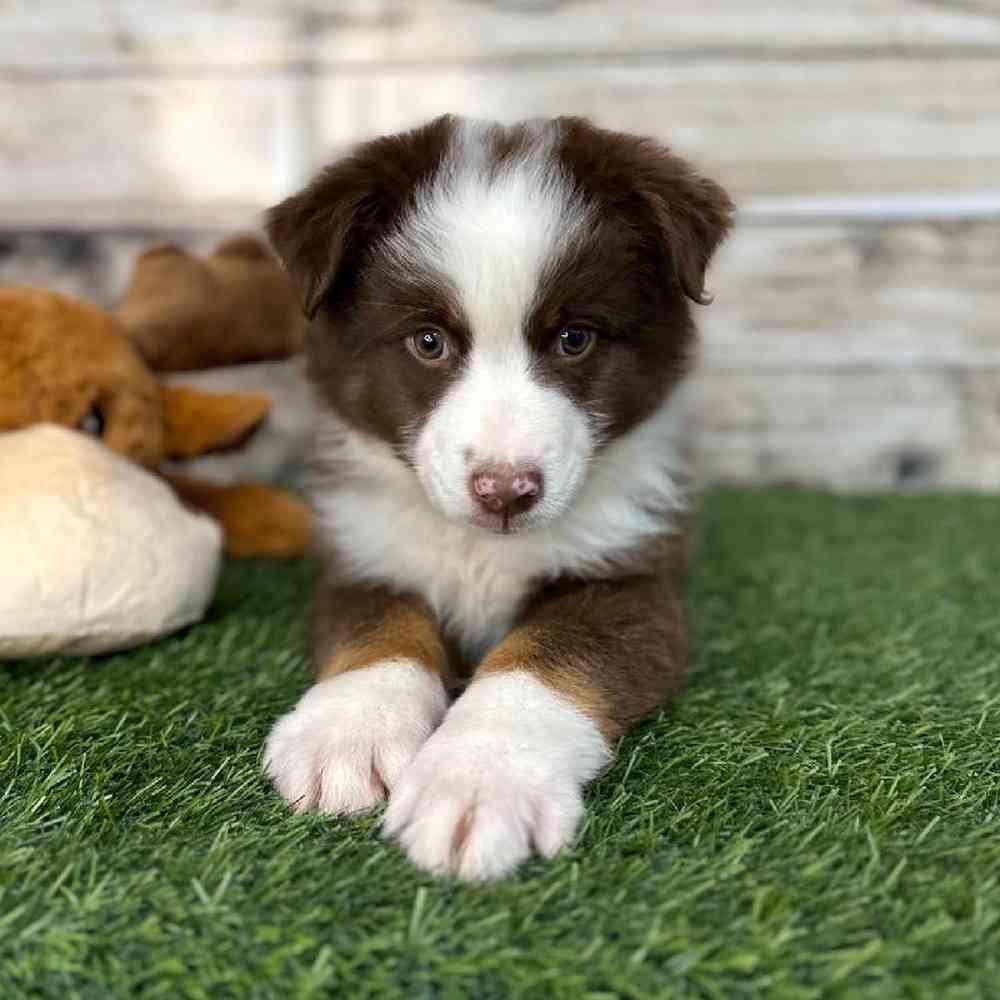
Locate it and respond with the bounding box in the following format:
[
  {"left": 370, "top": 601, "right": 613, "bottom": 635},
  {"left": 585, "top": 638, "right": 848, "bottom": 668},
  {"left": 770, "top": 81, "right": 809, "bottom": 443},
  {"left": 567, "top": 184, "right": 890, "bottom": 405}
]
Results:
[
  {"left": 0, "top": 1, "right": 294, "bottom": 73},
  {"left": 693, "top": 212, "right": 1000, "bottom": 488},
  {"left": 2, "top": 59, "right": 996, "bottom": 225},
  {"left": 690, "top": 370, "right": 965, "bottom": 489},
  {"left": 692, "top": 218, "right": 1000, "bottom": 487},
  {"left": 700, "top": 220, "right": 1000, "bottom": 371},
  {"left": 0, "top": 228, "right": 221, "bottom": 305},
  {"left": 2, "top": 0, "right": 999, "bottom": 73},
  {"left": 950, "top": 371, "right": 1000, "bottom": 489},
  {"left": 313, "top": 58, "right": 1000, "bottom": 198},
  {"left": 693, "top": 366, "right": 1000, "bottom": 490},
  {"left": 310, "top": 0, "right": 1000, "bottom": 66},
  {"left": 0, "top": 76, "right": 303, "bottom": 228}
]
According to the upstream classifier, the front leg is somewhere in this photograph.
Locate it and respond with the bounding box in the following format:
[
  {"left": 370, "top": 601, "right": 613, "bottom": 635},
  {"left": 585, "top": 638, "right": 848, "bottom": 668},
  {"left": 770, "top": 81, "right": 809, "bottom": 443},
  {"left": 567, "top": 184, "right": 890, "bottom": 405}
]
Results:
[
  {"left": 384, "top": 576, "right": 685, "bottom": 880},
  {"left": 265, "top": 585, "right": 449, "bottom": 815}
]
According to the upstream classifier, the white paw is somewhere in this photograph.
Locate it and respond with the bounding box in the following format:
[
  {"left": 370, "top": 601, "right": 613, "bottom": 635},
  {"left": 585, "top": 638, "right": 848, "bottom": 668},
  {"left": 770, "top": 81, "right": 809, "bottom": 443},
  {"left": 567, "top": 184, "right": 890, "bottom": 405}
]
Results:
[
  {"left": 383, "top": 671, "right": 610, "bottom": 881},
  {"left": 264, "top": 660, "right": 448, "bottom": 815}
]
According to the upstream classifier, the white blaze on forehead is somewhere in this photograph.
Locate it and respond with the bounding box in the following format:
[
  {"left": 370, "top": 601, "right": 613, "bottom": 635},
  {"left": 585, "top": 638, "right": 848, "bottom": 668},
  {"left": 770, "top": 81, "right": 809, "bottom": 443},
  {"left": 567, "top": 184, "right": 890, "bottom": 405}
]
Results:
[{"left": 384, "top": 118, "right": 594, "bottom": 349}]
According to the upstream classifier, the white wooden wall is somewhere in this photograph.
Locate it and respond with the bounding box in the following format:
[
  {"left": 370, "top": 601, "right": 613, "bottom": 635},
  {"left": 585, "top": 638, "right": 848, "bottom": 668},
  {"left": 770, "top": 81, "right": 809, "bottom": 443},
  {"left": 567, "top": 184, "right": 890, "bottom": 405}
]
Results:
[{"left": 2, "top": 0, "right": 999, "bottom": 488}]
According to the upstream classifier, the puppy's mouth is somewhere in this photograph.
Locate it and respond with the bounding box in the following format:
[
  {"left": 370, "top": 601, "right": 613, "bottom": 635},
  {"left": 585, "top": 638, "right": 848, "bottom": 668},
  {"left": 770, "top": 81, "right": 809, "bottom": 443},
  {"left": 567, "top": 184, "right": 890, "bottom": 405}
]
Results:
[{"left": 470, "top": 507, "right": 531, "bottom": 536}]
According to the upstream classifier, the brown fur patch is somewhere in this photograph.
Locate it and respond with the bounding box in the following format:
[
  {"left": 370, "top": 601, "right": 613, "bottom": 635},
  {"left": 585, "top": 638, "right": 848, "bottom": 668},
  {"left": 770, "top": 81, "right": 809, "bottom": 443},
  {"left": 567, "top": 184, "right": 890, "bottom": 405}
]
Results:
[
  {"left": 522, "top": 221, "right": 692, "bottom": 446},
  {"left": 313, "top": 584, "right": 450, "bottom": 682},
  {"left": 554, "top": 117, "right": 734, "bottom": 305},
  {"left": 310, "top": 274, "right": 468, "bottom": 457}
]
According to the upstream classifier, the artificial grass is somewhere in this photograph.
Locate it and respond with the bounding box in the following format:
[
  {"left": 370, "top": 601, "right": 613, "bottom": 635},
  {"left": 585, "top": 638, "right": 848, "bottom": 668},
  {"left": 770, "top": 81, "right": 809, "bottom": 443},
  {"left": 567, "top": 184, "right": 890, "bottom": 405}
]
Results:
[{"left": 1, "top": 489, "right": 998, "bottom": 999}]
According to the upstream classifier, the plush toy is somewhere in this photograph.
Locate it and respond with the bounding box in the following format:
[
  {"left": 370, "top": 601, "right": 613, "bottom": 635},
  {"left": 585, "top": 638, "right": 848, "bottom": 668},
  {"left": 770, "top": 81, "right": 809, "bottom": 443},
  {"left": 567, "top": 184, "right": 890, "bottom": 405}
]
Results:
[
  {"left": 116, "top": 235, "right": 314, "bottom": 492},
  {"left": 0, "top": 425, "right": 222, "bottom": 657},
  {"left": 115, "top": 234, "right": 308, "bottom": 371},
  {"left": 0, "top": 281, "right": 312, "bottom": 560},
  {"left": 0, "top": 237, "right": 314, "bottom": 656}
]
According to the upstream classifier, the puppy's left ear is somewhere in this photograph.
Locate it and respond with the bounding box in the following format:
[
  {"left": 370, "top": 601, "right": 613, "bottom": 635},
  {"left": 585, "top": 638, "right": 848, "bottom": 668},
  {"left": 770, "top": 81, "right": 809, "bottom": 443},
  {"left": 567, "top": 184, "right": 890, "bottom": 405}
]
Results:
[
  {"left": 639, "top": 157, "right": 735, "bottom": 305},
  {"left": 557, "top": 118, "right": 735, "bottom": 305}
]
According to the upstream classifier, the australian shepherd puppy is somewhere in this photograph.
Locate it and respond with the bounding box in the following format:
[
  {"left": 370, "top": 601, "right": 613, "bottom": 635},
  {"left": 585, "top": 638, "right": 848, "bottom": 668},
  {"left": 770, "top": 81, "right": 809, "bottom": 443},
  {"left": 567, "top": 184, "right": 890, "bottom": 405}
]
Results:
[{"left": 263, "top": 115, "right": 733, "bottom": 880}]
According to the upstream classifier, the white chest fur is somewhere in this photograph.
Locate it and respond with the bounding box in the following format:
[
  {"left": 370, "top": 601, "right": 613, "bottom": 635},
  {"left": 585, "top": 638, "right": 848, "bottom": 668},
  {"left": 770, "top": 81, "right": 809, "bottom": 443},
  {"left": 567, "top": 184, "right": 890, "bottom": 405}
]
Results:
[{"left": 311, "top": 394, "right": 690, "bottom": 663}]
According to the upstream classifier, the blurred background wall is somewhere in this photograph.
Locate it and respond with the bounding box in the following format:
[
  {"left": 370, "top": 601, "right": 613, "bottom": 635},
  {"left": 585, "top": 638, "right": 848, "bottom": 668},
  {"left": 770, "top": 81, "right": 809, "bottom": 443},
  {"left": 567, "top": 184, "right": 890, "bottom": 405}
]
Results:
[{"left": 2, "top": 0, "right": 998, "bottom": 489}]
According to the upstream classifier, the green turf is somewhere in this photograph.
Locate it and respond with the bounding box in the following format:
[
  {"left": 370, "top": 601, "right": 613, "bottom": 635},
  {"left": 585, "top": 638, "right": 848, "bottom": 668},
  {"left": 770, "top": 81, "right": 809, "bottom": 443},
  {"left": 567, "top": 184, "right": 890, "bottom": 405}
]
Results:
[{"left": 1, "top": 489, "right": 998, "bottom": 999}]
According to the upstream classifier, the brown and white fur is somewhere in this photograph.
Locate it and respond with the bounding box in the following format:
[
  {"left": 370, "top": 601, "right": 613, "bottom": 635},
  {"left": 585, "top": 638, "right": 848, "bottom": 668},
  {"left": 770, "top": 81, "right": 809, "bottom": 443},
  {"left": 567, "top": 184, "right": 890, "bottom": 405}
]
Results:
[{"left": 263, "top": 115, "right": 733, "bottom": 880}]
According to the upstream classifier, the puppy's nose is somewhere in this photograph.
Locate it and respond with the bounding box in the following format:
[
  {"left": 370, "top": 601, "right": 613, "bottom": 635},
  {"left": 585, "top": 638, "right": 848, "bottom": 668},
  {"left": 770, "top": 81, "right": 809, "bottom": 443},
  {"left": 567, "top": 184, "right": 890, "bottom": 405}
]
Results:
[{"left": 469, "top": 464, "right": 544, "bottom": 518}]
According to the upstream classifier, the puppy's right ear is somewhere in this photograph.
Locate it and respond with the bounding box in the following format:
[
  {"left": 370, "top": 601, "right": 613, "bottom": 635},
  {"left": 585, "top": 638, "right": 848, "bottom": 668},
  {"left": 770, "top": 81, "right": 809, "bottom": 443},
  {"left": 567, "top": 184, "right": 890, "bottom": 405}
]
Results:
[{"left": 266, "top": 114, "right": 458, "bottom": 319}]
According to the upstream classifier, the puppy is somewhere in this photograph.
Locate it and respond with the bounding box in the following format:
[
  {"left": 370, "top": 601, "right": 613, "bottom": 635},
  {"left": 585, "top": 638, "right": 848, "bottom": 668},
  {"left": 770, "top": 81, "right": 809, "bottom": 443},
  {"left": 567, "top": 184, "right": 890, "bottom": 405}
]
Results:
[{"left": 264, "top": 115, "right": 733, "bottom": 880}]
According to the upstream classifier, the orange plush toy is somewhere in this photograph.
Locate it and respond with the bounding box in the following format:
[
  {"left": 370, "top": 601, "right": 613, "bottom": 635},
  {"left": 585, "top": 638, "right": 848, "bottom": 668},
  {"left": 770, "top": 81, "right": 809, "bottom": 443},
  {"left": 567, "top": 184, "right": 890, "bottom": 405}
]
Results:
[{"left": 0, "top": 250, "right": 312, "bottom": 559}]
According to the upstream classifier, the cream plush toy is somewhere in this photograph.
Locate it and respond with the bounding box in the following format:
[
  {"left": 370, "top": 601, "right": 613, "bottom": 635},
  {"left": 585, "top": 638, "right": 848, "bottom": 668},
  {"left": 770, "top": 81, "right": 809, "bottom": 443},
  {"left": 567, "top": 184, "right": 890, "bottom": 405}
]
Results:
[
  {"left": 0, "top": 245, "right": 312, "bottom": 657},
  {"left": 0, "top": 425, "right": 222, "bottom": 657}
]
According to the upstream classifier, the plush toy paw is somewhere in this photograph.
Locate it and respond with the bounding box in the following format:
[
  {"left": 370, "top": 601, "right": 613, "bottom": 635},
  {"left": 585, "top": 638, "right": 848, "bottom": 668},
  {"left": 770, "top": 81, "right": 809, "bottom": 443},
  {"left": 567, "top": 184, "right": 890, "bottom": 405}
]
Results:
[
  {"left": 264, "top": 661, "right": 448, "bottom": 815},
  {"left": 383, "top": 672, "right": 611, "bottom": 881},
  {"left": 116, "top": 235, "right": 307, "bottom": 371},
  {"left": 166, "top": 476, "right": 313, "bottom": 558}
]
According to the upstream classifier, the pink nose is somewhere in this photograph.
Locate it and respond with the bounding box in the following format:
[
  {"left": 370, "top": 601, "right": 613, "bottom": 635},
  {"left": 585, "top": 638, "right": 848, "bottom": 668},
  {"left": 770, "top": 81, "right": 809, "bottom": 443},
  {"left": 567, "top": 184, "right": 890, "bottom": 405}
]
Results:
[{"left": 469, "top": 465, "right": 544, "bottom": 520}]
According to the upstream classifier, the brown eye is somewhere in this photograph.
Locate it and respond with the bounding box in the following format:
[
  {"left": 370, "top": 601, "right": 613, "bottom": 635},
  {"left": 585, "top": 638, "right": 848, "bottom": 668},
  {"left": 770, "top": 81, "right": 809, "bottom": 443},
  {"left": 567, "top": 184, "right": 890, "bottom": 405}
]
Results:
[
  {"left": 556, "top": 325, "right": 596, "bottom": 359},
  {"left": 408, "top": 329, "right": 449, "bottom": 363},
  {"left": 78, "top": 403, "right": 105, "bottom": 436}
]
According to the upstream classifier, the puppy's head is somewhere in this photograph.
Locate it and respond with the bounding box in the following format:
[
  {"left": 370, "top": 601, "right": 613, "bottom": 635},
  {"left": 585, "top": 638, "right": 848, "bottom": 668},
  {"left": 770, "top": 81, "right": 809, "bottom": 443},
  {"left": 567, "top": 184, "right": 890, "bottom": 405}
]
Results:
[{"left": 268, "top": 115, "right": 732, "bottom": 534}]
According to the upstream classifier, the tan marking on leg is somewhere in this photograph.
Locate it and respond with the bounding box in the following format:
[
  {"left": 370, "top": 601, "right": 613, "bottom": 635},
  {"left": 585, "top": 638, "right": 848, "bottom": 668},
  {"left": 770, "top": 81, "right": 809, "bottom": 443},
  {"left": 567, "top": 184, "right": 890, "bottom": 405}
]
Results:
[
  {"left": 475, "top": 576, "right": 686, "bottom": 744},
  {"left": 318, "top": 602, "right": 450, "bottom": 683},
  {"left": 477, "top": 628, "right": 615, "bottom": 740}
]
